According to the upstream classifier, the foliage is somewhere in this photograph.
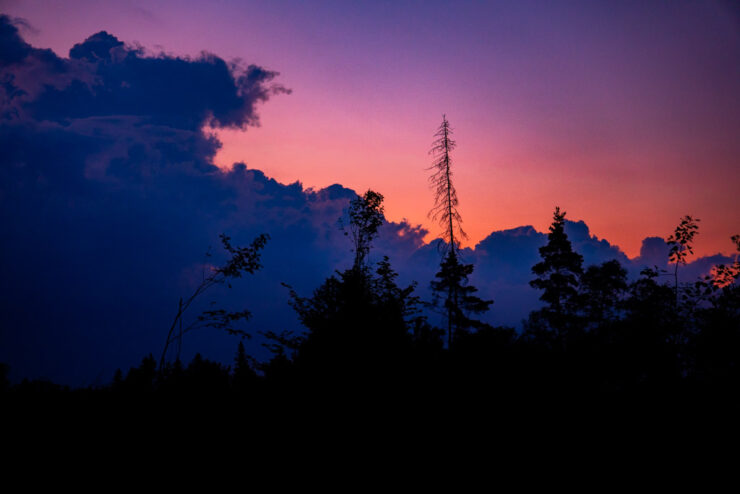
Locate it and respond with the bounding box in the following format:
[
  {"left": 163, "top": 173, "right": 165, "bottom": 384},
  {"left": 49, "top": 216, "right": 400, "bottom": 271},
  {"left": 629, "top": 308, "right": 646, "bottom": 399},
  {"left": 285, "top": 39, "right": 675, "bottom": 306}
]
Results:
[
  {"left": 527, "top": 207, "right": 584, "bottom": 341},
  {"left": 285, "top": 264, "right": 417, "bottom": 374},
  {"left": 667, "top": 215, "right": 700, "bottom": 266},
  {"left": 666, "top": 214, "right": 700, "bottom": 304},
  {"left": 6, "top": 215, "right": 740, "bottom": 410},
  {"left": 578, "top": 259, "right": 628, "bottom": 329},
  {"left": 280, "top": 191, "right": 422, "bottom": 382},
  {"left": 342, "top": 190, "right": 385, "bottom": 270},
  {"left": 707, "top": 234, "right": 740, "bottom": 289},
  {"left": 429, "top": 250, "right": 493, "bottom": 347},
  {"left": 159, "top": 233, "right": 269, "bottom": 370}
]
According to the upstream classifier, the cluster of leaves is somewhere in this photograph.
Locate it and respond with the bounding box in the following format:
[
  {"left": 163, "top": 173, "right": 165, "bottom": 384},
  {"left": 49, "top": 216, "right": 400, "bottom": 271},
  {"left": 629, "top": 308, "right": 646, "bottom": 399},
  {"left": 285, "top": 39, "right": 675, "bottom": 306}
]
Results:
[
  {"left": 342, "top": 190, "right": 385, "bottom": 270},
  {"left": 667, "top": 215, "right": 701, "bottom": 266},
  {"left": 217, "top": 233, "right": 269, "bottom": 279}
]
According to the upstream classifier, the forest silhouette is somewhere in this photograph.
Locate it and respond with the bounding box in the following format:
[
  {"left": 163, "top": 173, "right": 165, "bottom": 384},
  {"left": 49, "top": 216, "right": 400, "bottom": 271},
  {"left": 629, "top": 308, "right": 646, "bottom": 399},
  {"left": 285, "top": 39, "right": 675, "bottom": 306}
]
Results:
[{"left": 3, "top": 116, "right": 739, "bottom": 417}]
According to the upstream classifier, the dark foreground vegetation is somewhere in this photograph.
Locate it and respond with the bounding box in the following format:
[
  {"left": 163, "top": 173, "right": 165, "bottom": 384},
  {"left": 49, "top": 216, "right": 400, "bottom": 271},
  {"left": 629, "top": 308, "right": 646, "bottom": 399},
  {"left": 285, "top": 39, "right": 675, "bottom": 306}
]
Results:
[
  {"left": 3, "top": 119, "right": 738, "bottom": 423},
  {"left": 4, "top": 201, "right": 738, "bottom": 418}
]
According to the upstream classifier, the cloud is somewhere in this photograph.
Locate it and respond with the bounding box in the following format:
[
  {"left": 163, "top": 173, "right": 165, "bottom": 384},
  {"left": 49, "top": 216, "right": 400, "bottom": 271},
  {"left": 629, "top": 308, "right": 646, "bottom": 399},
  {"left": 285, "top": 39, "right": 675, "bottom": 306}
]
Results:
[
  {"left": 2, "top": 17, "right": 289, "bottom": 129},
  {"left": 636, "top": 237, "right": 671, "bottom": 270},
  {"left": 0, "top": 15, "right": 33, "bottom": 65},
  {"left": 0, "top": 16, "right": 298, "bottom": 384}
]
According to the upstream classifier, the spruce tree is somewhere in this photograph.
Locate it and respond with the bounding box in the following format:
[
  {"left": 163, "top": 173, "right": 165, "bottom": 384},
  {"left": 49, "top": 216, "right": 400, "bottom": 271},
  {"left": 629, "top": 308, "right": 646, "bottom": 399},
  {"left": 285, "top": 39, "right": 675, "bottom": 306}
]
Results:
[
  {"left": 528, "top": 206, "right": 584, "bottom": 341},
  {"left": 430, "top": 250, "right": 492, "bottom": 342}
]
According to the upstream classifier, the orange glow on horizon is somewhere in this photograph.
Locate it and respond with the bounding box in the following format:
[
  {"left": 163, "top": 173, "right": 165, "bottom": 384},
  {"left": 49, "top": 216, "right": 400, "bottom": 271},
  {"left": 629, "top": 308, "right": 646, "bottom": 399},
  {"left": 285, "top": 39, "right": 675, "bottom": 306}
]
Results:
[
  {"left": 213, "top": 105, "right": 739, "bottom": 261},
  {"left": 215, "top": 85, "right": 740, "bottom": 258}
]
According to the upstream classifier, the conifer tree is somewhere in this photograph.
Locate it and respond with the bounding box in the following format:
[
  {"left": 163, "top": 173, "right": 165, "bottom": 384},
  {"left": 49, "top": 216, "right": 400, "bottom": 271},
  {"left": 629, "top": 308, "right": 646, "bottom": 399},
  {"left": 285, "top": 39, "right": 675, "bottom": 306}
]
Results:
[
  {"left": 430, "top": 251, "right": 492, "bottom": 341},
  {"left": 528, "top": 207, "right": 584, "bottom": 341},
  {"left": 427, "top": 115, "right": 491, "bottom": 348}
]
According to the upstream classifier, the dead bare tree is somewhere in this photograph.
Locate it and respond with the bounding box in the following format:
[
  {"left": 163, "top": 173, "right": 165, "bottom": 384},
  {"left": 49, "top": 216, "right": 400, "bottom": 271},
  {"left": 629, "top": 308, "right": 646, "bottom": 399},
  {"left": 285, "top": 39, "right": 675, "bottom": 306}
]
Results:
[
  {"left": 427, "top": 116, "right": 490, "bottom": 348},
  {"left": 428, "top": 114, "right": 466, "bottom": 256}
]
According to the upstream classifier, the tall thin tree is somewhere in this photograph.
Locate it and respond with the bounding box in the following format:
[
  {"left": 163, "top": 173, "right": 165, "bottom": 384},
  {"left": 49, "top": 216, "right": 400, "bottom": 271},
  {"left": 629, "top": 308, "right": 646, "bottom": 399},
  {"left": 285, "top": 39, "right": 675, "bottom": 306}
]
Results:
[
  {"left": 427, "top": 115, "right": 490, "bottom": 348},
  {"left": 666, "top": 215, "right": 700, "bottom": 306},
  {"left": 344, "top": 190, "right": 385, "bottom": 271},
  {"left": 428, "top": 114, "right": 466, "bottom": 255}
]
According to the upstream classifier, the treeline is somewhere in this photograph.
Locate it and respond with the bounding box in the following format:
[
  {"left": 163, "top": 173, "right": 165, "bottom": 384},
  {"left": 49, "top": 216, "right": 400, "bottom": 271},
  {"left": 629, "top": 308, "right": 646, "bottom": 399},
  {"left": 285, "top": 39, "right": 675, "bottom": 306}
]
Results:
[
  {"left": 4, "top": 196, "right": 738, "bottom": 410},
  {"left": 2, "top": 117, "right": 738, "bottom": 412}
]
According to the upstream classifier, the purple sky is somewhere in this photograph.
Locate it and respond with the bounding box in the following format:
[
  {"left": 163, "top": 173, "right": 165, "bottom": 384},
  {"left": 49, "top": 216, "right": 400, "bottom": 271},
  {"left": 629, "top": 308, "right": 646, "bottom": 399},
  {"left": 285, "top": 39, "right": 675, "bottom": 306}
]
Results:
[{"left": 2, "top": 0, "right": 739, "bottom": 257}]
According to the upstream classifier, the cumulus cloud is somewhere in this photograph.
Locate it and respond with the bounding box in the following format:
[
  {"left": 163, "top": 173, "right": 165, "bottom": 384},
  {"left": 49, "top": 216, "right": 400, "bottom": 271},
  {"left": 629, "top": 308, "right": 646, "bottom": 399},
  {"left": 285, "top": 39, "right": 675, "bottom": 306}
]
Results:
[{"left": 2, "top": 20, "right": 289, "bottom": 129}]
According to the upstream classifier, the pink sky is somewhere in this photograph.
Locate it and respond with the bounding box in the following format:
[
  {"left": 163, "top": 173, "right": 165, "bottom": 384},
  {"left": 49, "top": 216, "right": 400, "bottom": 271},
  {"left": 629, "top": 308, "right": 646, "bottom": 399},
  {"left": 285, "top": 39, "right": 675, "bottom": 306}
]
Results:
[{"left": 3, "top": 0, "right": 738, "bottom": 257}]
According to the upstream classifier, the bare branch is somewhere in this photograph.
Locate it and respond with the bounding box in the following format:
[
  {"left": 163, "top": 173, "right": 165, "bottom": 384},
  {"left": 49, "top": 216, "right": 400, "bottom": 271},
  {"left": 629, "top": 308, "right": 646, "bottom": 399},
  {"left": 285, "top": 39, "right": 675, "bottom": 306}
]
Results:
[{"left": 427, "top": 114, "right": 466, "bottom": 254}]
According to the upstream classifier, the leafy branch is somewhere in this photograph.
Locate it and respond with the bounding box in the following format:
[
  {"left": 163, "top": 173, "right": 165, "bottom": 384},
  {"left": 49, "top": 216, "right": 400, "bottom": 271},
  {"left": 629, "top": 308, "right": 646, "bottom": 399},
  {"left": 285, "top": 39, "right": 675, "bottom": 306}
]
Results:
[{"left": 159, "top": 233, "right": 269, "bottom": 371}]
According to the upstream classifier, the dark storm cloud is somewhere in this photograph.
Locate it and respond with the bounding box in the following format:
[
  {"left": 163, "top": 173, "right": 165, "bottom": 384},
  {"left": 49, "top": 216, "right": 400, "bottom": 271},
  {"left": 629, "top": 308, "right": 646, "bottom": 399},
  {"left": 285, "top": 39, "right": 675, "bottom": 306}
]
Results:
[
  {"left": 0, "top": 16, "right": 307, "bottom": 384},
  {"left": 637, "top": 237, "right": 671, "bottom": 270},
  {"left": 1, "top": 16, "right": 289, "bottom": 129},
  {"left": 0, "top": 15, "right": 33, "bottom": 64},
  {"left": 0, "top": 16, "right": 430, "bottom": 385}
]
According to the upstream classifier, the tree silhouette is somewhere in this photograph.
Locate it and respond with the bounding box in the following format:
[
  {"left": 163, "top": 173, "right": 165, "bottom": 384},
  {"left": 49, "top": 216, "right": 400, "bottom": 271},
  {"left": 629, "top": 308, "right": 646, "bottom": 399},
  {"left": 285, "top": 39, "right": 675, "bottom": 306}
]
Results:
[
  {"left": 666, "top": 215, "right": 700, "bottom": 305},
  {"left": 691, "top": 235, "right": 740, "bottom": 385},
  {"left": 232, "top": 340, "right": 258, "bottom": 392},
  {"left": 528, "top": 207, "right": 584, "bottom": 342},
  {"left": 428, "top": 114, "right": 465, "bottom": 254},
  {"left": 708, "top": 235, "right": 740, "bottom": 289},
  {"left": 578, "top": 259, "right": 628, "bottom": 330},
  {"left": 429, "top": 250, "right": 493, "bottom": 347},
  {"left": 341, "top": 190, "right": 385, "bottom": 271},
  {"left": 426, "top": 115, "right": 490, "bottom": 348},
  {"left": 159, "top": 233, "right": 269, "bottom": 371},
  {"left": 284, "top": 190, "right": 418, "bottom": 382},
  {"left": 122, "top": 354, "right": 157, "bottom": 393},
  {"left": 621, "top": 267, "right": 681, "bottom": 384}
]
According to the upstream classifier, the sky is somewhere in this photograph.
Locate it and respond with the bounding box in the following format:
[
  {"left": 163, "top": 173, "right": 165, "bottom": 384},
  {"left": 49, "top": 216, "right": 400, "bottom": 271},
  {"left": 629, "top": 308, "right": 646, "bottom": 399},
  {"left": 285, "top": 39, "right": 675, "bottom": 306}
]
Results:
[
  {"left": 1, "top": 2, "right": 738, "bottom": 384},
  {"left": 0, "top": 0, "right": 740, "bottom": 257},
  {"left": 2, "top": 0, "right": 738, "bottom": 257}
]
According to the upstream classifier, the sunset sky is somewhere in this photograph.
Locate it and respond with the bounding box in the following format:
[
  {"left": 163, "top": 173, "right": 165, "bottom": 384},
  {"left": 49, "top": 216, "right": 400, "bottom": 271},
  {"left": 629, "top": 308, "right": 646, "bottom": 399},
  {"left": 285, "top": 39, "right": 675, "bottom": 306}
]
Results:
[{"left": 3, "top": 0, "right": 738, "bottom": 257}]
